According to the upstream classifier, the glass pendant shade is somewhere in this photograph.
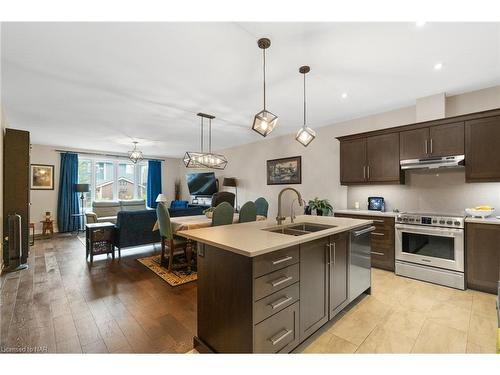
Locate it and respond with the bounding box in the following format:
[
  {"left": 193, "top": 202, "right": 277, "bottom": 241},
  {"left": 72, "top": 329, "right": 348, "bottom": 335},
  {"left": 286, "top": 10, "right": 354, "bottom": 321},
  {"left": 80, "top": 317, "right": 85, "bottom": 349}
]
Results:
[
  {"left": 128, "top": 142, "right": 144, "bottom": 164},
  {"left": 295, "top": 126, "right": 316, "bottom": 147},
  {"left": 252, "top": 109, "right": 278, "bottom": 137}
]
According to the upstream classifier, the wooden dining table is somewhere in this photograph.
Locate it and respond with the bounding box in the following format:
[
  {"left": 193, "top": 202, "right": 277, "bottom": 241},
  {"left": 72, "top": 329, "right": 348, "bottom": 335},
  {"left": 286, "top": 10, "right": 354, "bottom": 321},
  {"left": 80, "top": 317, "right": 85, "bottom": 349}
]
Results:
[
  {"left": 152, "top": 213, "right": 267, "bottom": 233},
  {"left": 152, "top": 214, "right": 266, "bottom": 271}
]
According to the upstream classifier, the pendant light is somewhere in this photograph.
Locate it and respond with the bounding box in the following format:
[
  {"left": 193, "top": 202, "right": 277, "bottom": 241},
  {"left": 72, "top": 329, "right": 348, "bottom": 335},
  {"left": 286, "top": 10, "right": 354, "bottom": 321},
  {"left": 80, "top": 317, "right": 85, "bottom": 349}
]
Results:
[
  {"left": 295, "top": 65, "right": 316, "bottom": 147},
  {"left": 183, "top": 113, "right": 228, "bottom": 170},
  {"left": 128, "top": 141, "right": 144, "bottom": 164},
  {"left": 252, "top": 38, "right": 278, "bottom": 137}
]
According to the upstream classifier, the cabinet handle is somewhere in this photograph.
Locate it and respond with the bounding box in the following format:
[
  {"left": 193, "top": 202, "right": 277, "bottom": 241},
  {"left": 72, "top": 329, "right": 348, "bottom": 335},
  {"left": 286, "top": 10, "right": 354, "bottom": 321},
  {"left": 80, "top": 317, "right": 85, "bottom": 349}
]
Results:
[
  {"left": 270, "top": 276, "right": 293, "bottom": 287},
  {"left": 271, "top": 256, "right": 293, "bottom": 265},
  {"left": 371, "top": 232, "right": 385, "bottom": 236},
  {"left": 430, "top": 138, "right": 433, "bottom": 154},
  {"left": 367, "top": 165, "right": 370, "bottom": 180},
  {"left": 371, "top": 251, "right": 385, "bottom": 256},
  {"left": 333, "top": 242, "right": 336, "bottom": 266},
  {"left": 425, "top": 139, "right": 428, "bottom": 154},
  {"left": 269, "top": 296, "right": 293, "bottom": 310},
  {"left": 363, "top": 166, "right": 366, "bottom": 180},
  {"left": 269, "top": 329, "right": 293, "bottom": 346},
  {"left": 373, "top": 219, "right": 385, "bottom": 224}
]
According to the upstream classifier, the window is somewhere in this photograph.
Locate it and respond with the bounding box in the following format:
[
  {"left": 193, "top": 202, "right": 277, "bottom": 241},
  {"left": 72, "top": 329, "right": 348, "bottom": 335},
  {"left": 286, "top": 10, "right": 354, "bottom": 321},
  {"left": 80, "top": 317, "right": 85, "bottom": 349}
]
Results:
[{"left": 78, "top": 158, "right": 148, "bottom": 204}]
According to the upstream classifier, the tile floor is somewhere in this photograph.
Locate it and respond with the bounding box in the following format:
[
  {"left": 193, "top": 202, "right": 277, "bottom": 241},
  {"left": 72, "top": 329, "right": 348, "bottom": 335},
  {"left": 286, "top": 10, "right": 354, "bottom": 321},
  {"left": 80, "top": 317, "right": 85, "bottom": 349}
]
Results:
[{"left": 300, "top": 268, "right": 498, "bottom": 353}]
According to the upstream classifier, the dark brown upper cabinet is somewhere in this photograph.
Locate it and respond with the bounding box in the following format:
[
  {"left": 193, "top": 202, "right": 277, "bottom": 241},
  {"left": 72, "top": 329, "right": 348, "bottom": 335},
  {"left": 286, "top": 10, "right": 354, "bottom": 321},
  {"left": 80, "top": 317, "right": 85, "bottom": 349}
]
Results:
[
  {"left": 340, "top": 138, "right": 366, "bottom": 184},
  {"left": 400, "top": 128, "right": 429, "bottom": 160},
  {"left": 429, "top": 122, "right": 464, "bottom": 157},
  {"left": 366, "top": 133, "right": 401, "bottom": 182},
  {"left": 340, "top": 134, "right": 403, "bottom": 185},
  {"left": 465, "top": 115, "right": 500, "bottom": 182},
  {"left": 400, "top": 122, "right": 464, "bottom": 160}
]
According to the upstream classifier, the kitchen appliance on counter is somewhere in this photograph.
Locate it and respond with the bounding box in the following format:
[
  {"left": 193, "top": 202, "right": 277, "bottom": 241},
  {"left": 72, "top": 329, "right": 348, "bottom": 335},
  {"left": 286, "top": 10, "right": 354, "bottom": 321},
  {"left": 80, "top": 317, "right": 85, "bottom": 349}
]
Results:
[
  {"left": 395, "top": 212, "right": 465, "bottom": 290},
  {"left": 400, "top": 155, "right": 465, "bottom": 170},
  {"left": 349, "top": 225, "right": 375, "bottom": 301},
  {"left": 368, "top": 197, "right": 385, "bottom": 212}
]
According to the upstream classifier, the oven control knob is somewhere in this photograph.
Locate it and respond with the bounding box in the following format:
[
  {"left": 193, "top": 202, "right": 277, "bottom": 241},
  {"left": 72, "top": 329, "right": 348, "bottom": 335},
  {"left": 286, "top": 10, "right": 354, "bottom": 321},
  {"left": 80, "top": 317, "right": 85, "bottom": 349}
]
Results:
[
  {"left": 432, "top": 220, "right": 437, "bottom": 224},
  {"left": 439, "top": 220, "right": 445, "bottom": 224},
  {"left": 454, "top": 221, "right": 461, "bottom": 226},
  {"left": 409, "top": 218, "right": 414, "bottom": 222},
  {"left": 446, "top": 220, "right": 452, "bottom": 225},
  {"left": 403, "top": 218, "right": 408, "bottom": 222}
]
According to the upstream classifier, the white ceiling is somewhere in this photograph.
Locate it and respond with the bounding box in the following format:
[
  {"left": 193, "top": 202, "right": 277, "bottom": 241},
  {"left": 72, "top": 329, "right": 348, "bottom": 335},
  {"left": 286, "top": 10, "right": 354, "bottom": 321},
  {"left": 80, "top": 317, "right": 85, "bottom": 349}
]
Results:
[{"left": 2, "top": 22, "right": 500, "bottom": 157}]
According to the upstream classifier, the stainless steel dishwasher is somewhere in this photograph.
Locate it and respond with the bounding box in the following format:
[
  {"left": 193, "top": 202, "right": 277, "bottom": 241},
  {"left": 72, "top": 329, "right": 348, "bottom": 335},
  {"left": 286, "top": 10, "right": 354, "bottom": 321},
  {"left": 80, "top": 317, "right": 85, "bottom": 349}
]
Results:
[{"left": 349, "top": 225, "right": 375, "bottom": 302}]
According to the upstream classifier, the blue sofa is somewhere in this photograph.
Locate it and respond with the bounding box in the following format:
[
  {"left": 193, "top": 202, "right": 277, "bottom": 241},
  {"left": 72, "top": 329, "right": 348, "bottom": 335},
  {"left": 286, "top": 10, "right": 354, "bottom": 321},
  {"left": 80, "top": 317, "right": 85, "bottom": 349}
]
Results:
[
  {"left": 114, "top": 210, "right": 161, "bottom": 253},
  {"left": 113, "top": 205, "right": 210, "bottom": 253}
]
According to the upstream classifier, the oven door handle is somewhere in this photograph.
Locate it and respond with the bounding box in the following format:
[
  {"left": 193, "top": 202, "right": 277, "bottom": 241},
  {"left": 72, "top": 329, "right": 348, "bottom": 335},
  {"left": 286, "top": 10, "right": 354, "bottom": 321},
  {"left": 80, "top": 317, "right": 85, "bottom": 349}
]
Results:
[{"left": 395, "top": 224, "right": 463, "bottom": 236}]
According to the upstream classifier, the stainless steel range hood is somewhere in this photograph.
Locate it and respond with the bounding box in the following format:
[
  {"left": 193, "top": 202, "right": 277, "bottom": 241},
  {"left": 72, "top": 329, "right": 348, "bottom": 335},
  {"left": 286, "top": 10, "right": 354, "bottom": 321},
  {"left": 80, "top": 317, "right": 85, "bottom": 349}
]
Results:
[{"left": 400, "top": 155, "right": 465, "bottom": 170}]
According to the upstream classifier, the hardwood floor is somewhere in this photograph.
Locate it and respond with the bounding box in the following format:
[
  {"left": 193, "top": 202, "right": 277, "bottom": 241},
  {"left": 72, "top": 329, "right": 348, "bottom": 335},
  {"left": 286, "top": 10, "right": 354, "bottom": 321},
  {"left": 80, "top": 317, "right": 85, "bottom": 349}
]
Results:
[{"left": 0, "top": 234, "right": 197, "bottom": 353}]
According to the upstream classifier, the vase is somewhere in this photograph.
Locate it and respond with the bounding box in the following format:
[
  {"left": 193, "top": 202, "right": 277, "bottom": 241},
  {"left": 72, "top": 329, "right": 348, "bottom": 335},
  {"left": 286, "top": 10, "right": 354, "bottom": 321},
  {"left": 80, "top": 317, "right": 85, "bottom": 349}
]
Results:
[{"left": 316, "top": 209, "right": 323, "bottom": 216}]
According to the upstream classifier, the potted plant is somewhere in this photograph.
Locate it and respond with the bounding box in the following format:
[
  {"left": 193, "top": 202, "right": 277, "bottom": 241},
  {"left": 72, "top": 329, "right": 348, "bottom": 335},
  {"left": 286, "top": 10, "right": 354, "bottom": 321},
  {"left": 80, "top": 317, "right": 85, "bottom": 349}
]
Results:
[
  {"left": 308, "top": 197, "right": 333, "bottom": 216},
  {"left": 203, "top": 207, "right": 215, "bottom": 218}
]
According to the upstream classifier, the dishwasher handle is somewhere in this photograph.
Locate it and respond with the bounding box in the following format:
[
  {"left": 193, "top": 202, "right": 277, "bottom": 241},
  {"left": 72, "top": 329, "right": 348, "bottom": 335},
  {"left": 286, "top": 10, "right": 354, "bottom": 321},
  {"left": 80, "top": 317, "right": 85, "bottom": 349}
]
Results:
[{"left": 353, "top": 226, "right": 376, "bottom": 237}]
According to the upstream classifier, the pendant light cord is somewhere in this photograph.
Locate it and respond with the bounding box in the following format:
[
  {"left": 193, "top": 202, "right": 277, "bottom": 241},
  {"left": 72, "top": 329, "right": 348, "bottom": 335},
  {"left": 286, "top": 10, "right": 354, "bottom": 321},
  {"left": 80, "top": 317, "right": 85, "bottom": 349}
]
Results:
[
  {"left": 200, "top": 116, "right": 204, "bottom": 153},
  {"left": 263, "top": 48, "right": 266, "bottom": 111},
  {"left": 209, "top": 118, "right": 212, "bottom": 153},
  {"left": 303, "top": 72, "right": 306, "bottom": 128}
]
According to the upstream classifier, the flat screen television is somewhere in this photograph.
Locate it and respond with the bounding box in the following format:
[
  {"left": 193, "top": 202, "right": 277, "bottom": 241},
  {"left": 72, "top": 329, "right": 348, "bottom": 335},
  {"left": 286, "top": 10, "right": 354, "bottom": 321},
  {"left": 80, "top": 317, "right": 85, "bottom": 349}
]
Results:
[{"left": 186, "top": 172, "right": 218, "bottom": 197}]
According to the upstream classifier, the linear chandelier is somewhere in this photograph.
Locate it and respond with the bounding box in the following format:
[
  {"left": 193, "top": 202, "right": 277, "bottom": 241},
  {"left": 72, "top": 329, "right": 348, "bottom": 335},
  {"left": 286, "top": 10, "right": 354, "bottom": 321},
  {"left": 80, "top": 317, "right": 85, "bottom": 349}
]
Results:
[{"left": 183, "top": 113, "right": 228, "bottom": 170}]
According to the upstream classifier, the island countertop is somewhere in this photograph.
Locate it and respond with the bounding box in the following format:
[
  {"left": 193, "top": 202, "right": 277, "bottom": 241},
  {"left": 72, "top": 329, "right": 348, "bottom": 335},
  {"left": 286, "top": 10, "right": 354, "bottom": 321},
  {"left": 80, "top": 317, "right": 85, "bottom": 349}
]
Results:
[{"left": 176, "top": 215, "right": 373, "bottom": 257}]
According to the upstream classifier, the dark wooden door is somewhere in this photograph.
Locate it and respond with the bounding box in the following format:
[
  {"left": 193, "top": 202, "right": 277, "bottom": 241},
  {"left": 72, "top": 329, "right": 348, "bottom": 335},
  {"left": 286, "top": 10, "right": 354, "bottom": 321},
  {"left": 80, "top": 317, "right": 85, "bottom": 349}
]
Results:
[
  {"left": 429, "top": 122, "right": 464, "bottom": 157},
  {"left": 465, "top": 115, "right": 500, "bottom": 182},
  {"left": 3, "top": 129, "right": 30, "bottom": 265},
  {"left": 329, "top": 232, "right": 348, "bottom": 317},
  {"left": 366, "top": 133, "right": 401, "bottom": 183},
  {"left": 466, "top": 223, "right": 500, "bottom": 294},
  {"left": 299, "top": 237, "right": 329, "bottom": 340},
  {"left": 399, "top": 128, "right": 429, "bottom": 160},
  {"left": 340, "top": 138, "right": 366, "bottom": 184}
]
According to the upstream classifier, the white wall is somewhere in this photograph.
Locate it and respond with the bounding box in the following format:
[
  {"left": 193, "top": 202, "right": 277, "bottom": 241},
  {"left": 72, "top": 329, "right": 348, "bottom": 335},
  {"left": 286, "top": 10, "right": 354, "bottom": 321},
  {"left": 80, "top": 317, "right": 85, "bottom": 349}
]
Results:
[
  {"left": 0, "top": 105, "right": 4, "bottom": 270},
  {"left": 177, "top": 85, "right": 500, "bottom": 219},
  {"left": 29, "top": 144, "right": 181, "bottom": 233}
]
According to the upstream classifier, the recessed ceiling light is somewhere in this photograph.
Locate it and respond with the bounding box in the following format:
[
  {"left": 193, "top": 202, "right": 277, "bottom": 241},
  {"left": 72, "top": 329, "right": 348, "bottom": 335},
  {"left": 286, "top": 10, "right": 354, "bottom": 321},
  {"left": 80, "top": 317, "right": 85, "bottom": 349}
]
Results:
[
  {"left": 341, "top": 92, "right": 348, "bottom": 99},
  {"left": 416, "top": 21, "right": 427, "bottom": 27},
  {"left": 434, "top": 62, "right": 443, "bottom": 70}
]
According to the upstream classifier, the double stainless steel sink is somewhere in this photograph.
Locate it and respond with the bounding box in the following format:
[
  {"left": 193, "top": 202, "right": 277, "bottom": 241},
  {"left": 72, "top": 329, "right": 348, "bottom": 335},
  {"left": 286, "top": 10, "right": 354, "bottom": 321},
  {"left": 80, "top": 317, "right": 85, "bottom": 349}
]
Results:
[{"left": 262, "top": 222, "right": 337, "bottom": 236}]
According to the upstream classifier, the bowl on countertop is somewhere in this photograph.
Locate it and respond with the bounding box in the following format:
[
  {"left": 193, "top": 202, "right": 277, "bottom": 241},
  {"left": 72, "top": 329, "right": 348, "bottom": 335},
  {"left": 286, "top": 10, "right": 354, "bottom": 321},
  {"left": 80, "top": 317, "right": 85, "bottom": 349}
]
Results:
[{"left": 465, "top": 208, "right": 495, "bottom": 218}]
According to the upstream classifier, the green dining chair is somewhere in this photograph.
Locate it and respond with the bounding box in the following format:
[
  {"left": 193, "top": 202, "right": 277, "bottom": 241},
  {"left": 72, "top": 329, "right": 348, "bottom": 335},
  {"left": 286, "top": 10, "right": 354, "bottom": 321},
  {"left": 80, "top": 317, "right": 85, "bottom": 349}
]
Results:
[
  {"left": 211, "top": 202, "right": 234, "bottom": 227},
  {"left": 255, "top": 197, "right": 269, "bottom": 217},
  {"left": 239, "top": 201, "right": 257, "bottom": 223},
  {"left": 156, "top": 202, "right": 187, "bottom": 271}
]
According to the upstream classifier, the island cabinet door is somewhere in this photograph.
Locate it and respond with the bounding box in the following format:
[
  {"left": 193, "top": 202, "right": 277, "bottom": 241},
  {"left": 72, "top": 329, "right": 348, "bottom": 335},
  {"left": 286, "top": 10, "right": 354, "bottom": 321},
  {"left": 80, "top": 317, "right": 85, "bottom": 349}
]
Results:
[
  {"left": 329, "top": 232, "right": 348, "bottom": 318},
  {"left": 299, "top": 237, "right": 329, "bottom": 340}
]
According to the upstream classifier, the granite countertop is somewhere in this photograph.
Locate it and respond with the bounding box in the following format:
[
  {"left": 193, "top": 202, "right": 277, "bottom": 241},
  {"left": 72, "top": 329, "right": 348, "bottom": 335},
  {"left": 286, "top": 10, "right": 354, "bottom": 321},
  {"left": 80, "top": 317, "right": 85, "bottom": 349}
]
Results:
[
  {"left": 334, "top": 209, "right": 401, "bottom": 218},
  {"left": 176, "top": 215, "right": 372, "bottom": 257},
  {"left": 465, "top": 216, "right": 500, "bottom": 225}
]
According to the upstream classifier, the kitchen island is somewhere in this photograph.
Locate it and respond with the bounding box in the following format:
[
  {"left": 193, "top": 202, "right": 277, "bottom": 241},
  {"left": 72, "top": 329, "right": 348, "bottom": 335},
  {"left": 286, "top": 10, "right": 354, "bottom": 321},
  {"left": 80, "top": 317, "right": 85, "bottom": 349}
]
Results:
[{"left": 177, "top": 215, "right": 373, "bottom": 353}]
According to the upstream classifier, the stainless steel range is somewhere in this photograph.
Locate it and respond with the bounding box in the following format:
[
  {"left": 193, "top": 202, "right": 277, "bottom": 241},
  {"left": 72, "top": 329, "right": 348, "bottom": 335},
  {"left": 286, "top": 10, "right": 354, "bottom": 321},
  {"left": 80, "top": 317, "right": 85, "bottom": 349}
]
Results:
[{"left": 395, "top": 212, "right": 465, "bottom": 290}]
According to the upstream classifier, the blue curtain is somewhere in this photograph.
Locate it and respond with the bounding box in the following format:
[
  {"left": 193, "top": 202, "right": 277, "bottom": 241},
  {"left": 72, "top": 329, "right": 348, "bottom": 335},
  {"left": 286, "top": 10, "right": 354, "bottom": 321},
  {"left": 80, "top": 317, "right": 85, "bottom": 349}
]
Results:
[
  {"left": 147, "top": 160, "right": 162, "bottom": 208},
  {"left": 57, "top": 153, "right": 80, "bottom": 232}
]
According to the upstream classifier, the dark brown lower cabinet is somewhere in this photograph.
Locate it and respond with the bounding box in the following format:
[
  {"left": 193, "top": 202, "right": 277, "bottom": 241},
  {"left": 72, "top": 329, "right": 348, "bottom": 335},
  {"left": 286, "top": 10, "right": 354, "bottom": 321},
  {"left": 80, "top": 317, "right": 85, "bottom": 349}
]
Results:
[
  {"left": 335, "top": 213, "right": 395, "bottom": 271},
  {"left": 299, "top": 237, "right": 329, "bottom": 339},
  {"left": 329, "top": 232, "right": 348, "bottom": 315},
  {"left": 466, "top": 223, "right": 500, "bottom": 294}
]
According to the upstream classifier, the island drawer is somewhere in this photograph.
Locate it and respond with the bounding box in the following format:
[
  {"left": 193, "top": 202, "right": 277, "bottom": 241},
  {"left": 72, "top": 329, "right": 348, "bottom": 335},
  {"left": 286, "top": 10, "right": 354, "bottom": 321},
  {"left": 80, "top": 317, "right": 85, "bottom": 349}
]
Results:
[
  {"left": 254, "top": 301, "right": 299, "bottom": 353},
  {"left": 253, "top": 245, "right": 300, "bottom": 278},
  {"left": 254, "top": 263, "right": 300, "bottom": 301},
  {"left": 253, "top": 282, "right": 300, "bottom": 324}
]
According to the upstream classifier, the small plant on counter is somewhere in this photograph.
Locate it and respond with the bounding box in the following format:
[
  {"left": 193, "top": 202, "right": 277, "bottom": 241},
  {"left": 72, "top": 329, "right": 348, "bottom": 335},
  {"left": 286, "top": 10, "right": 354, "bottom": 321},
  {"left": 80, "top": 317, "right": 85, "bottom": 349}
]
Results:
[
  {"left": 203, "top": 207, "right": 215, "bottom": 218},
  {"left": 308, "top": 197, "right": 333, "bottom": 216}
]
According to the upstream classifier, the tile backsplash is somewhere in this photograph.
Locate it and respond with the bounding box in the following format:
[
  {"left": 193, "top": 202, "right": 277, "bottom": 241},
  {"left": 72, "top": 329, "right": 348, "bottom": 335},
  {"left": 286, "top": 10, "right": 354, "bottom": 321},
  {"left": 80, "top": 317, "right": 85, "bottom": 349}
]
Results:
[{"left": 347, "top": 169, "right": 500, "bottom": 214}]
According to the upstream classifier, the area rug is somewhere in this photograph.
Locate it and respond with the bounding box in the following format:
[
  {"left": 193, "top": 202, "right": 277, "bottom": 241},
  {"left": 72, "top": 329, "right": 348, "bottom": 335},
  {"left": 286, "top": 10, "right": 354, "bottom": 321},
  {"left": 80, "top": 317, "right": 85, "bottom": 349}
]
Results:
[{"left": 137, "top": 254, "right": 197, "bottom": 286}]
